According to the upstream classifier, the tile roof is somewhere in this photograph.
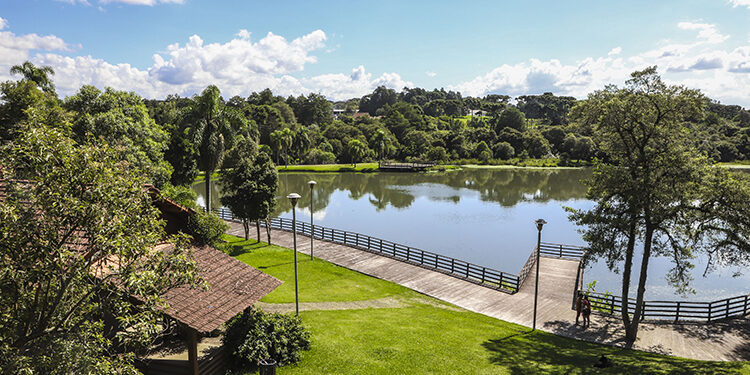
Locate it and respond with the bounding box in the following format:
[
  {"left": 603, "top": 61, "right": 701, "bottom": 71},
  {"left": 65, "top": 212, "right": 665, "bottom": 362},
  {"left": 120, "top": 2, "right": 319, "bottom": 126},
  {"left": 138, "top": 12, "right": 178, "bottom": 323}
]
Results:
[{"left": 161, "top": 244, "right": 282, "bottom": 333}]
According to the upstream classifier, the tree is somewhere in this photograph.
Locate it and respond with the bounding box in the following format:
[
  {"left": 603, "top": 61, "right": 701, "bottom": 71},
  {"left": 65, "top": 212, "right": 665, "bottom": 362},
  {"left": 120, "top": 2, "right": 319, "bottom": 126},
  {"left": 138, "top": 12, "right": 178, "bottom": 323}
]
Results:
[
  {"left": 221, "top": 152, "right": 278, "bottom": 242},
  {"left": 370, "top": 129, "right": 393, "bottom": 165},
  {"left": 187, "top": 85, "right": 247, "bottom": 211},
  {"left": 65, "top": 86, "right": 173, "bottom": 187},
  {"left": 0, "top": 126, "right": 201, "bottom": 374},
  {"left": 10, "top": 61, "right": 56, "bottom": 94},
  {"left": 567, "top": 67, "right": 750, "bottom": 343},
  {"left": 346, "top": 139, "right": 366, "bottom": 167},
  {"left": 493, "top": 107, "right": 527, "bottom": 133}
]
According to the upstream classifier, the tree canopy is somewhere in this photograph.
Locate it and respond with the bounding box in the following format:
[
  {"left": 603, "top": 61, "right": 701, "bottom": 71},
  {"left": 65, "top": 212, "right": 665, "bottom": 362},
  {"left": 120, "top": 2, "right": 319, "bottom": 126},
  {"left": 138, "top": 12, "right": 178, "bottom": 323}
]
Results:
[
  {"left": 567, "top": 67, "right": 750, "bottom": 342},
  {"left": 0, "top": 126, "right": 201, "bottom": 374}
]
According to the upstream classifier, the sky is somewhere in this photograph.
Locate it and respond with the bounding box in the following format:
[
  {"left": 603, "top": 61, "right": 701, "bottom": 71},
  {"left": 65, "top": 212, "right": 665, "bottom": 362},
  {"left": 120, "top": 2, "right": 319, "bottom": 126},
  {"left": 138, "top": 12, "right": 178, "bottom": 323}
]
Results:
[{"left": 1, "top": 0, "right": 750, "bottom": 106}]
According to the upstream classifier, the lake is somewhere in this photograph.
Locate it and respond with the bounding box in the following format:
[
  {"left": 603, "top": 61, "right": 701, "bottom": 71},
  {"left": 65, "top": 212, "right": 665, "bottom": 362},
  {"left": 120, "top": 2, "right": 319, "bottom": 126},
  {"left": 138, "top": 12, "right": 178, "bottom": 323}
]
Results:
[{"left": 193, "top": 167, "right": 750, "bottom": 301}]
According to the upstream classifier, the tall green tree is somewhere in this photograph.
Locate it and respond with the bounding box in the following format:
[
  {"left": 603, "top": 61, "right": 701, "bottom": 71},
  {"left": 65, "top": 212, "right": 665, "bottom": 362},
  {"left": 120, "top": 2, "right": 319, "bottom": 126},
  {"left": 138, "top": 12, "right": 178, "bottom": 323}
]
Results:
[
  {"left": 10, "top": 61, "right": 56, "bottom": 94},
  {"left": 64, "top": 86, "right": 172, "bottom": 187},
  {"left": 220, "top": 152, "right": 279, "bottom": 241},
  {"left": 0, "top": 126, "right": 201, "bottom": 374},
  {"left": 567, "top": 67, "right": 750, "bottom": 343},
  {"left": 187, "top": 85, "right": 247, "bottom": 211},
  {"left": 347, "top": 139, "right": 366, "bottom": 167}
]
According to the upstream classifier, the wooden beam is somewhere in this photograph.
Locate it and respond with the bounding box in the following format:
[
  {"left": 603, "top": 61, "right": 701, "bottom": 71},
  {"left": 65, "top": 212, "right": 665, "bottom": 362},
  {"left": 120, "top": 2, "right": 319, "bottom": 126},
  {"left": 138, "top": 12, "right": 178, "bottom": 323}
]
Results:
[{"left": 187, "top": 327, "right": 199, "bottom": 375}]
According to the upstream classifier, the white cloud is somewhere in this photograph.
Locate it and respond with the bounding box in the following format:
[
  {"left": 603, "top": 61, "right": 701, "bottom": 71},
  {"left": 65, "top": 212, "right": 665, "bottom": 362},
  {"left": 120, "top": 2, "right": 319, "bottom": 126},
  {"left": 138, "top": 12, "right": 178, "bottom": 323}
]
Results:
[
  {"left": 0, "top": 21, "right": 70, "bottom": 66},
  {"left": 426, "top": 71, "right": 437, "bottom": 77},
  {"left": 0, "top": 25, "right": 409, "bottom": 101},
  {"left": 451, "top": 22, "right": 750, "bottom": 107},
  {"left": 677, "top": 22, "right": 729, "bottom": 44},
  {"left": 300, "top": 65, "right": 413, "bottom": 101},
  {"left": 729, "top": 0, "right": 750, "bottom": 9}
]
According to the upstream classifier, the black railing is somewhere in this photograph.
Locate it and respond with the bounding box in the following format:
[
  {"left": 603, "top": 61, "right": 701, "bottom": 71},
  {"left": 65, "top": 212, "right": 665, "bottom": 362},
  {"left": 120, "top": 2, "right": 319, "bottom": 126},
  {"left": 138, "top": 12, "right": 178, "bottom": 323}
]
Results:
[
  {"left": 214, "top": 208, "right": 520, "bottom": 293},
  {"left": 579, "top": 291, "right": 750, "bottom": 323}
]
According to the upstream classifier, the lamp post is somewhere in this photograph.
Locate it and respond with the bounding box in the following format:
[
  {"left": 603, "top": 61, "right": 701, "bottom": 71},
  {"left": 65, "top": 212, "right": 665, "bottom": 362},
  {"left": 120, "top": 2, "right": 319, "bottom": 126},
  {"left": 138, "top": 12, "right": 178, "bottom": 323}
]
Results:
[
  {"left": 532, "top": 218, "right": 546, "bottom": 331},
  {"left": 308, "top": 180, "right": 316, "bottom": 260},
  {"left": 287, "top": 193, "right": 302, "bottom": 316}
]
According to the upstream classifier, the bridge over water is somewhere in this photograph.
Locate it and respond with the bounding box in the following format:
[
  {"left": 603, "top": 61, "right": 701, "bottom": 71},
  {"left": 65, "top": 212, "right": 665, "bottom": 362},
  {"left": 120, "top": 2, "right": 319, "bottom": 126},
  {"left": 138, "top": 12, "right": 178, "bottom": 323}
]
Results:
[{"left": 222, "top": 216, "right": 749, "bottom": 361}]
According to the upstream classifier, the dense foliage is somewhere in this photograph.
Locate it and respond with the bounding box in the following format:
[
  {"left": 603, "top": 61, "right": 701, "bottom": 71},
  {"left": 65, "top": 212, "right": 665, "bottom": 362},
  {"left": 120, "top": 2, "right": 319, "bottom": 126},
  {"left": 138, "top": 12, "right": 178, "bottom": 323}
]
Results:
[
  {"left": 223, "top": 307, "right": 311, "bottom": 370},
  {"left": 0, "top": 126, "right": 202, "bottom": 374}
]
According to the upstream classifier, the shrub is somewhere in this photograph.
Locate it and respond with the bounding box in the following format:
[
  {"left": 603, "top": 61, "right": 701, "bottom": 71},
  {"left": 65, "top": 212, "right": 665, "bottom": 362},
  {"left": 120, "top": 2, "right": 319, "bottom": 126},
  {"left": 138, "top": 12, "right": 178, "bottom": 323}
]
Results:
[
  {"left": 224, "top": 307, "right": 311, "bottom": 370},
  {"left": 185, "top": 210, "right": 228, "bottom": 247}
]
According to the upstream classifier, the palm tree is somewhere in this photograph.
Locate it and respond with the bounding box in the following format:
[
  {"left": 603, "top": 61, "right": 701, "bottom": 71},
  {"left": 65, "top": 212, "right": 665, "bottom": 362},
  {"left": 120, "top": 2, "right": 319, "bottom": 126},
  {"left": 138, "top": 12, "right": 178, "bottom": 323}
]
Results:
[
  {"left": 189, "top": 85, "right": 247, "bottom": 211},
  {"left": 10, "top": 61, "right": 56, "bottom": 94},
  {"left": 347, "top": 139, "right": 366, "bottom": 167}
]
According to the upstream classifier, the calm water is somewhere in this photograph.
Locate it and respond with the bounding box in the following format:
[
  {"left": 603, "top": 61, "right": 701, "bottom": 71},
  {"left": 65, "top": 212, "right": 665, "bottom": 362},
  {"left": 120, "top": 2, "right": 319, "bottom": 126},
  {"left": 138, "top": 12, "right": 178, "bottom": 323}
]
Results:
[{"left": 194, "top": 168, "right": 750, "bottom": 300}]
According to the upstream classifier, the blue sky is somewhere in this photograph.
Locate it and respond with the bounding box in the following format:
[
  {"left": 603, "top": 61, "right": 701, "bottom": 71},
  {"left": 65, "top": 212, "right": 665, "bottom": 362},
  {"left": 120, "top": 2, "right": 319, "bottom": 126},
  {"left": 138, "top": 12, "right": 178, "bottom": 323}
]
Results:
[{"left": 2, "top": 0, "right": 750, "bottom": 105}]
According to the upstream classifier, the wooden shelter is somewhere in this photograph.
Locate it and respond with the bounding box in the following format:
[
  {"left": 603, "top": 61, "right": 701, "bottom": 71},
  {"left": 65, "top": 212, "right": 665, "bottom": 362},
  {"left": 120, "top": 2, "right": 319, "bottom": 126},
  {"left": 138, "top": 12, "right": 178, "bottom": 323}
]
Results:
[
  {"left": 1, "top": 181, "right": 281, "bottom": 374},
  {"left": 141, "top": 186, "right": 282, "bottom": 375}
]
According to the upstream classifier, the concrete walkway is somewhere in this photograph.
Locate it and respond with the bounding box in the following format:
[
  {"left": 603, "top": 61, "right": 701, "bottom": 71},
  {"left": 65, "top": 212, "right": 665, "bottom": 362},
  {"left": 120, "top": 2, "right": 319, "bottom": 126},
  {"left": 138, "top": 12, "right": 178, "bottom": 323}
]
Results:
[{"left": 227, "top": 222, "right": 750, "bottom": 361}]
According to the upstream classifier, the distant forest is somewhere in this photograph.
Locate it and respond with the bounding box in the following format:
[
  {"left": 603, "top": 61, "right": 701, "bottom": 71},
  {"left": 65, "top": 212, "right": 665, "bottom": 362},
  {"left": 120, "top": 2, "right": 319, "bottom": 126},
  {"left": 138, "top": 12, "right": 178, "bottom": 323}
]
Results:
[{"left": 146, "top": 86, "right": 750, "bottom": 172}]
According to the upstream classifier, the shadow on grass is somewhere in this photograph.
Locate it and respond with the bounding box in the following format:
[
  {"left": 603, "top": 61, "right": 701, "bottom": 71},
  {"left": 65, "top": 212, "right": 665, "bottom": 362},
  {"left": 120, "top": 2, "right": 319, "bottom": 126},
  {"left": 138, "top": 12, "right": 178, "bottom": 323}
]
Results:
[
  {"left": 482, "top": 330, "right": 745, "bottom": 374},
  {"left": 223, "top": 239, "right": 271, "bottom": 256}
]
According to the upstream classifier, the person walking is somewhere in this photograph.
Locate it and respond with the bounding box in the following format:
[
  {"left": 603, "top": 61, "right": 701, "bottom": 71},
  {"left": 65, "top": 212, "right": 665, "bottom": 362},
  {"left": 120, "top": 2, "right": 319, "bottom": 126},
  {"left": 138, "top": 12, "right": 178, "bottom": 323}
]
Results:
[
  {"left": 575, "top": 292, "right": 583, "bottom": 325},
  {"left": 582, "top": 295, "right": 592, "bottom": 327}
]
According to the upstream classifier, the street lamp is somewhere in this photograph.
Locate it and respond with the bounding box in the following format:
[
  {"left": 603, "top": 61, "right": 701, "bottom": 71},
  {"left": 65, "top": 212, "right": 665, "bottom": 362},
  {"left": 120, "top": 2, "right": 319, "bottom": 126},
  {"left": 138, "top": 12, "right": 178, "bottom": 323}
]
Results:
[
  {"left": 287, "top": 193, "right": 302, "bottom": 316},
  {"left": 308, "top": 180, "right": 316, "bottom": 260},
  {"left": 532, "top": 218, "right": 547, "bottom": 331}
]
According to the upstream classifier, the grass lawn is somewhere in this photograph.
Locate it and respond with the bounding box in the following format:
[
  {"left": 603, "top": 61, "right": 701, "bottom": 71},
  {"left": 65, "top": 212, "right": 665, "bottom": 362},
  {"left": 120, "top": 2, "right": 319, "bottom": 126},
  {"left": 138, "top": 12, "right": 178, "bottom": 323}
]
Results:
[
  {"left": 277, "top": 163, "right": 379, "bottom": 173},
  {"left": 225, "top": 236, "right": 412, "bottom": 303},
  {"left": 226, "top": 235, "right": 750, "bottom": 374}
]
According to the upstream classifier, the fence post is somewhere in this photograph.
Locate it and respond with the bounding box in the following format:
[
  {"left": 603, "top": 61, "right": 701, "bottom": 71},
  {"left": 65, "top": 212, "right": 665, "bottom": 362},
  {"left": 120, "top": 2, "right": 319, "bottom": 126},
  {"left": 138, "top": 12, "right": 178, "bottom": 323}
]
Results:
[
  {"left": 420, "top": 251, "right": 424, "bottom": 265},
  {"left": 640, "top": 303, "right": 645, "bottom": 321},
  {"left": 379, "top": 239, "right": 383, "bottom": 253},
  {"left": 367, "top": 236, "right": 371, "bottom": 250},
  {"left": 343, "top": 231, "right": 347, "bottom": 245},
  {"left": 481, "top": 268, "right": 486, "bottom": 283},
  {"left": 465, "top": 263, "right": 469, "bottom": 278},
  {"left": 355, "top": 233, "right": 359, "bottom": 247},
  {"left": 451, "top": 258, "right": 455, "bottom": 273},
  {"left": 708, "top": 302, "right": 712, "bottom": 323},
  {"left": 744, "top": 295, "right": 748, "bottom": 317},
  {"left": 406, "top": 247, "right": 410, "bottom": 261},
  {"left": 610, "top": 295, "right": 614, "bottom": 314},
  {"left": 559, "top": 244, "right": 563, "bottom": 257},
  {"left": 726, "top": 299, "right": 730, "bottom": 319},
  {"left": 675, "top": 301, "right": 680, "bottom": 323}
]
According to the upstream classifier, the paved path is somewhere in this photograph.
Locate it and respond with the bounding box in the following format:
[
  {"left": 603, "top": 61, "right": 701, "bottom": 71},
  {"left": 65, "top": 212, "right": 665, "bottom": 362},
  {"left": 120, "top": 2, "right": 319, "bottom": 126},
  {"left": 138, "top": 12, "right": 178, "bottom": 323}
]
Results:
[{"left": 227, "top": 222, "right": 750, "bottom": 361}]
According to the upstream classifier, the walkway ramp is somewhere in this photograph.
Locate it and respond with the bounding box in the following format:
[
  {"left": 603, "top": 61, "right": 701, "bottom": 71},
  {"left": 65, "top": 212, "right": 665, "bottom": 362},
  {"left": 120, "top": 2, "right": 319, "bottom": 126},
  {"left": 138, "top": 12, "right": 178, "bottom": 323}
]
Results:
[{"left": 225, "top": 222, "right": 750, "bottom": 361}]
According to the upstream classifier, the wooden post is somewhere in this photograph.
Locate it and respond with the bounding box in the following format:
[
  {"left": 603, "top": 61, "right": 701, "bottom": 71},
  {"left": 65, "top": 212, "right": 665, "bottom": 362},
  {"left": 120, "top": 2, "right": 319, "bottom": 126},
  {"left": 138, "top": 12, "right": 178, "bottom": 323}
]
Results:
[
  {"left": 744, "top": 295, "right": 748, "bottom": 317},
  {"left": 675, "top": 301, "right": 680, "bottom": 323},
  {"left": 451, "top": 258, "right": 455, "bottom": 273},
  {"left": 559, "top": 244, "right": 563, "bottom": 257},
  {"left": 187, "top": 328, "right": 199, "bottom": 375},
  {"left": 708, "top": 302, "right": 712, "bottom": 323},
  {"left": 726, "top": 298, "right": 730, "bottom": 319}
]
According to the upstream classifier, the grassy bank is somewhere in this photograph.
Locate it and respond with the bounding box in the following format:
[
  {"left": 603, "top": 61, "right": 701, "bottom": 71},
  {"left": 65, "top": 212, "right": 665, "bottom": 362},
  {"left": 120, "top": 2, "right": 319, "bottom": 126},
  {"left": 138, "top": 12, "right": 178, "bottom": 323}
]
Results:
[
  {"left": 225, "top": 235, "right": 750, "bottom": 374},
  {"left": 276, "top": 163, "right": 379, "bottom": 173}
]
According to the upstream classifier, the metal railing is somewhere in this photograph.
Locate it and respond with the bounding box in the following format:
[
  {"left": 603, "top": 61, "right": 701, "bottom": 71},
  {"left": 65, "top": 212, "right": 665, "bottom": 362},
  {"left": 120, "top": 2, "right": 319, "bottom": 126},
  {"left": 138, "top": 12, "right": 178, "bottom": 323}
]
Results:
[
  {"left": 214, "top": 208, "right": 520, "bottom": 293},
  {"left": 580, "top": 291, "right": 750, "bottom": 323}
]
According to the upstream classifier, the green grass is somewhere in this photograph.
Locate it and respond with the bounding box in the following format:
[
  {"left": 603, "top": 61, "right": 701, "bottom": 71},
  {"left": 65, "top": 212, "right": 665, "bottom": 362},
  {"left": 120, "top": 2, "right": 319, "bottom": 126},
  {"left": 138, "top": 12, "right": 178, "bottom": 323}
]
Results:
[
  {"left": 276, "top": 163, "right": 379, "bottom": 173},
  {"left": 225, "top": 235, "right": 412, "bottom": 303},
  {"left": 226, "top": 234, "right": 749, "bottom": 374}
]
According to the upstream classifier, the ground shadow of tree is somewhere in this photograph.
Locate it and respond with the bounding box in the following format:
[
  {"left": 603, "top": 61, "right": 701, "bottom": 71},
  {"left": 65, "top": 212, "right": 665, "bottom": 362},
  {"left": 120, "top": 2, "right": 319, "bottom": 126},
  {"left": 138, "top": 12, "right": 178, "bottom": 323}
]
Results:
[{"left": 482, "top": 331, "right": 744, "bottom": 374}]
